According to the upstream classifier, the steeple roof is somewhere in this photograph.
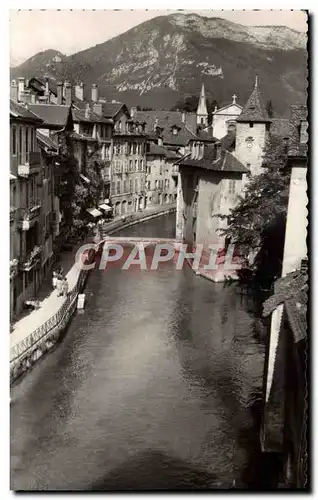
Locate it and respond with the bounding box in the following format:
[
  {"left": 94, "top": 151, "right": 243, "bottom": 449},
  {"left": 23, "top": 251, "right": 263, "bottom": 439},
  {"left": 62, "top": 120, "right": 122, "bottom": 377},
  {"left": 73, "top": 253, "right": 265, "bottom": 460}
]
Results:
[
  {"left": 237, "top": 77, "right": 271, "bottom": 123},
  {"left": 197, "top": 83, "right": 208, "bottom": 116}
]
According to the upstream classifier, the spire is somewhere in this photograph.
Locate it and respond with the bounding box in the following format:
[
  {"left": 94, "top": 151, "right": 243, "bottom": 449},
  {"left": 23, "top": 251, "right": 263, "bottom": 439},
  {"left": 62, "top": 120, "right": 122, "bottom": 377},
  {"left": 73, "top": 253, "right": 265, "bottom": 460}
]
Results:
[
  {"left": 197, "top": 83, "right": 208, "bottom": 126},
  {"left": 237, "top": 78, "right": 271, "bottom": 123}
]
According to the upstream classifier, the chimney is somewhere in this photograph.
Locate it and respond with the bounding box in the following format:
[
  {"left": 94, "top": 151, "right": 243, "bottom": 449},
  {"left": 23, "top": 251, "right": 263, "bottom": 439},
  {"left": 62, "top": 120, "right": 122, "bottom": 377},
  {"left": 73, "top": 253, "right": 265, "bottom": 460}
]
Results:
[
  {"left": 131, "top": 106, "right": 137, "bottom": 119},
  {"left": 154, "top": 118, "right": 159, "bottom": 131},
  {"left": 57, "top": 82, "right": 63, "bottom": 105},
  {"left": 181, "top": 111, "right": 186, "bottom": 123},
  {"left": 18, "top": 77, "right": 25, "bottom": 101},
  {"left": 158, "top": 137, "right": 163, "bottom": 146},
  {"left": 64, "top": 81, "right": 74, "bottom": 106},
  {"left": 75, "top": 82, "right": 84, "bottom": 101},
  {"left": 92, "top": 102, "right": 103, "bottom": 116},
  {"left": 85, "top": 103, "right": 90, "bottom": 120},
  {"left": 10, "top": 80, "right": 18, "bottom": 101},
  {"left": 91, "top": 84, "right": 98, "bottom": 103},
  {"left": 44, "top": 77, "right": 50, "bottom": 96}
]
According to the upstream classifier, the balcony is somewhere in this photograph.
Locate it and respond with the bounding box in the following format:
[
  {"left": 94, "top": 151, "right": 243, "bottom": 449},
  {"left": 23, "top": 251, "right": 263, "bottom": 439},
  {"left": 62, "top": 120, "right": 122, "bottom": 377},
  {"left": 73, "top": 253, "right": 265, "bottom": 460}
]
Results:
[
  {"left": 17, "top": 151, "right": 41, "bottom": 177},
  {"left": 20, "top": 245, "right": 42, "bottom": 272},
  {"left": 18, "top": 201, "right": 41, "bottom": 231}
]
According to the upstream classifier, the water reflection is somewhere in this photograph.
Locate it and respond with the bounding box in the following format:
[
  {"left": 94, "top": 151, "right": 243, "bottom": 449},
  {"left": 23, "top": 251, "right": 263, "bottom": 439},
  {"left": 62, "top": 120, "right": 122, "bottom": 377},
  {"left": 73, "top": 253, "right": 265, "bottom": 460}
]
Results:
[{"left": 11, "top": 214, "right": 265, "bottom": 490}]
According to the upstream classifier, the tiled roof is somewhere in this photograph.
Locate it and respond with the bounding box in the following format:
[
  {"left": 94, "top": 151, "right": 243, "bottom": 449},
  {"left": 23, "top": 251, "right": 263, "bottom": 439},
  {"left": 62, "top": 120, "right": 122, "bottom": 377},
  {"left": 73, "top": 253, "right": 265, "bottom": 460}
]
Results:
[
  {"left": 146, "top": 143, "right": 180, "bottom": 158},
  {"left": 102, "top": 102, "right": 126, "bottom": 118},
  {"left": 288, "top": 105, "right": 308, "bottom": 158},
  {"left": 220, "top": 131, "right": 236, "bottom": 152},
  {"left": 28, "top": 104, "right": 72, "bottom": 128},
  {"left": 270, "top": 118, "right": 291, "bottom": 138},
  {"left": 72, "top": 107, "right": 111, "bottom": 124},
  {"left": 36, "top": 131, "right": 58, "bottom": 151},
  {"left": 29, "top": 77, "right": 58, "bottom": 96},
  {"left": 10, "top": 100, "right": 43, "bottom": 123},
  {"left": 263, "top": 269, "right": 307, "bottom": 342},
  {"left": 181, "top": 146, "right": 248, "bottom": 173},
  {"left": 135, "top": 110, "right": 201, "bottom": 146},
  {"left": 237, "top": 83, "right": 270, "bottom": 123}
]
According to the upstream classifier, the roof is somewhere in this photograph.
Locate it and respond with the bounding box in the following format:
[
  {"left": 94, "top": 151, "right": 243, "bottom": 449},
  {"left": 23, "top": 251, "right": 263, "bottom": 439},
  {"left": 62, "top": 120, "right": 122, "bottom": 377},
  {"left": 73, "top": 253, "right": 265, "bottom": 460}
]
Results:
[
  {"left": 288, "top": 105, "right": 308, "bottom": 158},
  {"left": 72, "top": 107, "right": 111, "bottom": 124},
  {"left": 135, "top": 110, "right": 201, "bottom": 146},
  {"left": 270, "top": 118, "right": 290, "bottom": 138},
  {"left": 70, "top": 131, "right": 97, "bottom": 142},
  {"left": 10, "top": 100, "right": 43, "bottom": 123},
  {"left": 263, "top": 269, "right": 307, "bottom": 342},
  {"left": 237, "top": 82, "right": 271, "bottom": 123},
  {"left": 28, "top": 77, "right": 58, "bottom": 96},
  {"left": 181, "top": 146, "right": 248, "bottom": 174},
  {"left": 146, "top": 143, "right": 180, "bottom": 158},
  {"left": 102, "top": 102, "right": 126, "bottom": 118},
  {"left": 28, "top": 104, "right": 72, "bottom": 128},
  {"left": 220, "top": 132, "right": 236, "bottom": 152},
  {"left": 36, "top": 131, "right": 58, "bottom": 151},
  {"left": 213, "top": 102, "right": 243, "bottom": 114}
]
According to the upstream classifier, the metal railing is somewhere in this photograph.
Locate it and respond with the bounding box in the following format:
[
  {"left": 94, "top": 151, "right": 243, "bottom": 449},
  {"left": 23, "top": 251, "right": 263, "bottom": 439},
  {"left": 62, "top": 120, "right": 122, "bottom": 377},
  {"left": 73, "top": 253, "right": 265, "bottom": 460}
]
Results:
[{"left": 10, "top": 255, "right": 93, "bottom": 364}]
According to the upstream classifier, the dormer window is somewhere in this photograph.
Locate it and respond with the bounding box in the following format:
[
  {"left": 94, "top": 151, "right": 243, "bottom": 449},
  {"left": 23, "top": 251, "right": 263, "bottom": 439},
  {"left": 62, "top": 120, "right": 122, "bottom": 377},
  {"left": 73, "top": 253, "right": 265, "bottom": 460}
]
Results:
[{"left": 171, "top": 125, "right": 181, "bottom": 136}]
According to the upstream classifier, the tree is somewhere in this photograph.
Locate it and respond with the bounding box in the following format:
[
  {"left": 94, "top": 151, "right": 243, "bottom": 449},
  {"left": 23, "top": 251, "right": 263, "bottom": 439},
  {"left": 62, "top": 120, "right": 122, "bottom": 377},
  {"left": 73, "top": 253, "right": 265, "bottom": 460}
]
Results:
[
  {"left": 171, "top": 95, "right": 199, "bottom": 112},
  {"left": 218, "top": 135, "right": 291, "bottom": 287},
  {"left": 266, "top": 99, "right": 274, "bottom": 118}
]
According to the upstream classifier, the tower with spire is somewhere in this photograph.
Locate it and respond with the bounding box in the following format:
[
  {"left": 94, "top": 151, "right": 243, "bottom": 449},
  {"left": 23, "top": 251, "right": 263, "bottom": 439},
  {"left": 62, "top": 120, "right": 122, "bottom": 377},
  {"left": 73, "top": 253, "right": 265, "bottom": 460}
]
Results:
[
  {"left": 196, "top": 83, "right": 208, "bottom": 127},
  {"left": 234, "top": 76, "right": 271, "bottom": 177}
]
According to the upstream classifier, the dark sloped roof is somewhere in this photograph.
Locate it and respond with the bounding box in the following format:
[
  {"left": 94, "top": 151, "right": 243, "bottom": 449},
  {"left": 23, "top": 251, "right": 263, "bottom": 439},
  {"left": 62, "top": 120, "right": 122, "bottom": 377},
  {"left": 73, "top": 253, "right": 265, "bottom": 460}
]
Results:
[
  {"left": 237, "top": 84, "right": 270, "bottom": 123},
  {"left": 147, "top": 143, "right": 169, "bottom": 156},
  {"left": 10, "top": 100, "right": 43, "bottom": 123},
  {"left": 36, "top": 131, "right": 58, "bottom": 151},
  {"left": 28, "top": 104, "right": 72, "bottom": 127},
  {"left": 135, "top": 110, "right": 202, "bottom": 146},
  {"left": 271, "top": 118, "right": 290, "bottom": 138},
  {"left": 220, "top": 131, "right": 236, "bottom": 152},
  {"left": 72, "top": 107, "right": 111, "bottom": 124},
  {"left": 263, "top": 269, "right": 307, "bottom": 342},
  {"left": 181, "top": 146, "right": 248, "bottom": 173},
  {"left": 102, "top": 102, "right": 126, "bottom": 118},
  {"left": 288, "top": 105, "right": 308, "bottom": 158}
]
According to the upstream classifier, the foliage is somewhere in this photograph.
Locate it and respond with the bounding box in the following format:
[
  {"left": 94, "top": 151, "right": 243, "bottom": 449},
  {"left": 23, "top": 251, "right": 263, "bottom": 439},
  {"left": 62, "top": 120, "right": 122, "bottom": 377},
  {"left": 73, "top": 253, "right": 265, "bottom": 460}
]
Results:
[
  {"left": 171, "top": 95, "right": 218, "bottom": 123},
  {"left": 58, "top": 133, "right": 104, "bottom": 234},
  {"left": 218, "top": 135, "right": 291, "bottom": 286}
]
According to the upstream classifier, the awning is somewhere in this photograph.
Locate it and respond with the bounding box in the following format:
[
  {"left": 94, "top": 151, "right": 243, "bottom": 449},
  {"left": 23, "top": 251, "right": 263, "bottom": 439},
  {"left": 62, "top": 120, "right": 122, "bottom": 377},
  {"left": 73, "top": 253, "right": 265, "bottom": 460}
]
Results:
[
  {"left": 86, "top": 208, "right": 102, "bottom": 218},
  {"left": 99, "top": 204, "right": 112, "bottom": 212},
  {"left": 80, "top": 174, "right": 91, "bottom": 184}
]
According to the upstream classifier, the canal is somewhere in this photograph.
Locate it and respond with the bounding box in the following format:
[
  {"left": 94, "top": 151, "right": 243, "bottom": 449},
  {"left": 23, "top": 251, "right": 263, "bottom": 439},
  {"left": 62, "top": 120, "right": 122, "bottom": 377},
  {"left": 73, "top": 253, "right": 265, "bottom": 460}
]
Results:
[{"left": 11, "top": 213, "right": 267, "bottom": 490}]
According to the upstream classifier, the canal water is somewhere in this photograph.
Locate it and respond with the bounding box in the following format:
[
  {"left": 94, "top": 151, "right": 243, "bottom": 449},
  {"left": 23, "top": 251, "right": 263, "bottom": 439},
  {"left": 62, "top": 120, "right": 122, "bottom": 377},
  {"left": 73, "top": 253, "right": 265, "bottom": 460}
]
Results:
[{"left": 11, "top": 213, "right": 266, "bottom": 491}]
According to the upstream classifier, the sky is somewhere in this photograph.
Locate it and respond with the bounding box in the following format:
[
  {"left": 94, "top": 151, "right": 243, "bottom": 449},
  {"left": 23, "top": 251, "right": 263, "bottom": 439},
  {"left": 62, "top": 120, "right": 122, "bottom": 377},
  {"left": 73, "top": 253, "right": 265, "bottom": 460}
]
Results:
[{"left": 10, "top": 9, "right": 308, "bottom": 67}]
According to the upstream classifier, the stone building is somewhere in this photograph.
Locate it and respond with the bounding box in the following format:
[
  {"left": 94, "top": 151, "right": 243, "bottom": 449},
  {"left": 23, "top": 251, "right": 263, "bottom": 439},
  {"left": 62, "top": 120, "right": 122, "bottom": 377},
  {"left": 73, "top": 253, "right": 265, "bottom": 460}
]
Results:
[
  {"left": 261, "top": 105, "right": 308, "bottom": 488},
  {"left": 145, "top": 143, "right": 179, "bottom": 207},
  {"left": 211, "top": 94, "right": 243, "bottom": 140},
  {"left": 10, "top": 100, "right": 43, "bottom": 318},
  {"left": 234, "top": 78, "right": 271, "bottom": 177},
  {"left": 176, "top": 139, "right": 248, "bottom": 282}
]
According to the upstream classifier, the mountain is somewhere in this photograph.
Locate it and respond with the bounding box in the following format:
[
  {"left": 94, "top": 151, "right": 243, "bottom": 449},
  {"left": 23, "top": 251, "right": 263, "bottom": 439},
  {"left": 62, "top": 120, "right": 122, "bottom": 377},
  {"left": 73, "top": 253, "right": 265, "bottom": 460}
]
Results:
[{"left": 11, "top": 13, "right": 307, "bottom": 116}]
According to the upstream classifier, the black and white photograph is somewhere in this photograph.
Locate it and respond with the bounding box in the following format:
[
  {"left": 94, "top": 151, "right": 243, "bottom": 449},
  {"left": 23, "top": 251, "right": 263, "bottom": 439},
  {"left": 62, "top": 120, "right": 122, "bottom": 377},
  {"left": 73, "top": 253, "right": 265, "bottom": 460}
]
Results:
[{"left": 9, "top": 8, "right": 308, "bottom": 491}]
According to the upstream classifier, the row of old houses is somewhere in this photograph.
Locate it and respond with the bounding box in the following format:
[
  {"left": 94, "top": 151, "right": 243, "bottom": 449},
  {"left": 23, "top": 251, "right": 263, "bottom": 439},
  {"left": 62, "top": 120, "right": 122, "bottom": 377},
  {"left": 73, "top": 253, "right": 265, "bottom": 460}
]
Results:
[{"left": 10, "top": 78, "right": 216, "bottom": 319}]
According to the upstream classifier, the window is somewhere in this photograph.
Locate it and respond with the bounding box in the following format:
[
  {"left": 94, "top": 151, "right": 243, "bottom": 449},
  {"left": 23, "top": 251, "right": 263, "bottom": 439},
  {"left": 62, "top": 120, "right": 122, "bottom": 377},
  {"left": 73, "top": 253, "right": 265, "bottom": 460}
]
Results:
[
  {"left": 229, "top": 180, "right": 236, "bottom": 195},
  {"left": 146, "top": 180, "right": 151, "bottom": 190},
  {"left": 116, "top": 181, "right": 121, "bottom": 194},
  {"left": 134, "top": 159, "right": 138, "bottom": 171},
  {"left": 114, "top": 142, "right": 120, "bottom": 155},
  {"left": 246, "top": 163, "right": 251, "bottom": 170},
  {"left": 249, "top": 123, "right": 254, "bottom": 128},
  {"left": 165, "top": 179, "right": 169, "bottom": 188},
  {"left": 123, "top": 180, "right": 128, "bottom": 193},
  {"left": 25, "top": 127, "right": 29, "bottom": 154},
  {"left": 124, "top": 160, "right": 128, "bottom": 173},
  {"left": 133, "top": 143, "right": 137, "bottom": 155},
  {"left": 129, "top": 159, "right": 133, "bottom": 171},
  {"left": 19, "top": 127, "right": 22, "bottom": 157},
  {"left": 12, "top": 127, "right": 17, "bottom": 155},
  {"left": 155, "top": 180, "right": 159, "bottom": 189},
  {"left": 135, "top": 179, "right": 139, "bottom": 193},
  {"left": 129, "top": 179, "right": 133, "bottom": 193},
  {"left": 118, "top": 121, "right": 122, "bottom": 131},
  {"left": 140, "top": 159, "right": 144, "bottom": 171},
  {"left": 111, "top": 181, "right": 116, "bottom": 194}
]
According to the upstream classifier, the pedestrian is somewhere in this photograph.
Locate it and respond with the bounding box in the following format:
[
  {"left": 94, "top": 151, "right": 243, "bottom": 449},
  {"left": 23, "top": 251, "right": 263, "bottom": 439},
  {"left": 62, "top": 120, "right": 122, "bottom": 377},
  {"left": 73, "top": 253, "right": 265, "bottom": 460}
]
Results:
[
  {"left": 62, "top": 278, "right": 69, "bottom": 297},
  {"left": 56, "top": 277, "right": 63, "bottom": 297},
  {"left": 52, "top": 271, "right": 57, "bottom": 289}
]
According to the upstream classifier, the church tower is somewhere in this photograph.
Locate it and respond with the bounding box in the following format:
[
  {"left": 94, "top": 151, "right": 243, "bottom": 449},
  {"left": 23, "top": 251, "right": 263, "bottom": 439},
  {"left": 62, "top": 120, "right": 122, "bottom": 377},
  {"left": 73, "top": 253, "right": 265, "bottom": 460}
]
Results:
[
  {"left": 197, "top": 83, "right": 208, "bottom": 127},
  {"left": 234, "top": 77, "right": 271, "bottom": 177}
]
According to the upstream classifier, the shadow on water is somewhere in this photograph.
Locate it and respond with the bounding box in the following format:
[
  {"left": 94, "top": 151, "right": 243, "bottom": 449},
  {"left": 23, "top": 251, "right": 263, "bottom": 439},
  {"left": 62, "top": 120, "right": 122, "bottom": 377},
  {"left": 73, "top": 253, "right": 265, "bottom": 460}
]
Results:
[{"left": 89, "top": 449, "right": 221, "bottom": 491}]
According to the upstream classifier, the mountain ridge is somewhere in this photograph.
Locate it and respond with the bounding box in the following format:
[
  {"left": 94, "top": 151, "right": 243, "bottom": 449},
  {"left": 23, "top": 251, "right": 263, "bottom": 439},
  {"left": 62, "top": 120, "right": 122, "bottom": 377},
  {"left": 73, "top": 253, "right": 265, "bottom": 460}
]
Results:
[{"left": 11, "top": 13, "right": 307, "bottom": 115}]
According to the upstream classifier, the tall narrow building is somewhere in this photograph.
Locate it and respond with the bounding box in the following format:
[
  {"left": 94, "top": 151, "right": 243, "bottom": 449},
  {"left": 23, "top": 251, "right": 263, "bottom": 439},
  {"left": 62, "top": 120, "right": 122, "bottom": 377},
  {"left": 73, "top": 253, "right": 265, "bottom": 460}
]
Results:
[
  {"left": 196, "top": 83, "right": 208, "bottom": 127},
  {"left": 234, "top": 77, "right": 271, "bottom": 177}
]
